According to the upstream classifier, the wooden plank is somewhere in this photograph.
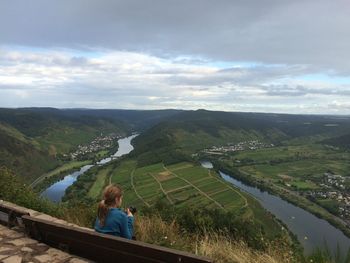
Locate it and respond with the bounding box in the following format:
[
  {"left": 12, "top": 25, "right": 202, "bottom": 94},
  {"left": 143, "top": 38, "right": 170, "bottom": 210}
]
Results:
[
  {"left": 0, "top": 203, "right": 29, "bottom": 227},
  {"left": 22, "top": 215, "right": 212, "bottom": 263}
]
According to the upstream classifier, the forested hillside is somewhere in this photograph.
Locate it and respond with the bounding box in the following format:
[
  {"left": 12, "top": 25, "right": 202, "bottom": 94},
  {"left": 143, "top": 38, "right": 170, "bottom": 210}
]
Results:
[
  {"left": 2, "top": 108, "right": 349, "bottom": 181},
  {"left": 132, "top": 110, "right": 350, "bottom": 166},
  {"left": 0, "top": 108, "right": 126, "bottom": 181},
  {"left": 0, "top": 127, "right": 58, "bottom": 182},
  {"left": 0, "top": 108, "right": 181, "bottom": 182},
  {"left": 322, "top": 133, "right": 350, "bottom": 150}
]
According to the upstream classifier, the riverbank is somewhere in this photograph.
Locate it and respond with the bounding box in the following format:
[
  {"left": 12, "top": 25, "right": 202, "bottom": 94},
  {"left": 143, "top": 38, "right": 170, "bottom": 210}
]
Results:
[
  {"left": 33, "top": 146, "right": 118, "bottom": 193},
  {"left": 218, "top": 161, "right": 350, "bottom": 238},
  {"left": 41, "top": 135, "right": 138, "bottom": 203},
  {"left": 33, "top": 160, "right": 93, "bottom": 193},
  {"left": 210, "top": 160, "right": 350, "bottom": 257}
]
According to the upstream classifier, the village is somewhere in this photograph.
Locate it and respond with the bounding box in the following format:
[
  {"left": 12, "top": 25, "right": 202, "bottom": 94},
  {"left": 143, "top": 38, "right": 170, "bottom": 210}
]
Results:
[
  {"left": 69, "top": 133, "right": 120, "bottom": 160},
  {"left": 303, "top": 172, "right": 350, "bottom": 224},
  {"left": 202, "top": 140, "right": 275, "bottom": 155}
]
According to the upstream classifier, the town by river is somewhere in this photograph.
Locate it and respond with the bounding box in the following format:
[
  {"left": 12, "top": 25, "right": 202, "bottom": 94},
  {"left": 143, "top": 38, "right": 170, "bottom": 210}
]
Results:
[
  {"left": 200, "top": 161, "right": 350, "bottom": 258},
  {"left": 41, "top": 134, "right": 138, "bottom": 203}
]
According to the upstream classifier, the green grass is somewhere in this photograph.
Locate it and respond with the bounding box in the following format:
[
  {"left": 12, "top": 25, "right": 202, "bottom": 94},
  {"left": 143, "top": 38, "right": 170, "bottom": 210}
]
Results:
[
  {"left": 193, "top": 177, "right": 216, "bottom": 187},
  {"left": 110, "top": 160, "right": 137, "bottom": 184},
  {"left": 95, "top": 149, "right": 109, "bottom": 159},
  {"left": 166, "top": 162, "right": 194, "bottom": 171},
  {"left": 233, "top": 144, "right": 350, "bottom": 164},
  {"left": 137, "top": 183, "right": 161, "bottom": 197},
  {"left": 240, "top": 158, "right": 350, "bottom": 184},
  {"left": 290, "top": 180, "right": 319, "bottom": 190},
  {"left": 173, "top": 166, "right": 211, "bottom": 181},
  {"left": 88, "top": 166, "right": 112, "bottom": 199},
  {"left": 210, "top": 190, "right": 245, "bottom": 208},
  {"left": 161, "top": 177, "right": 188, "bottom": 192},
  {"left": 195, "top": 181, "right": 225, "bottom": 194},
  {"left": 109, "top": 160, "right": 146, "bottom": 208},
  {"left": 45, "top": 160, "right": 92, "bottom": 178},
  {"left": 168, "top": 187, "right": 197, "bottom": 202}
]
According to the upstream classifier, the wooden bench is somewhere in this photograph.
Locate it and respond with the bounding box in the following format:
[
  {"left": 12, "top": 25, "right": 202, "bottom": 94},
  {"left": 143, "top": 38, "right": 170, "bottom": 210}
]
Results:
[
  {"left": 22, "top": 215, "right": 212, "bottom": 263},
  {"left": 0, "top": 202, "right": 29, "bottom": 228}
]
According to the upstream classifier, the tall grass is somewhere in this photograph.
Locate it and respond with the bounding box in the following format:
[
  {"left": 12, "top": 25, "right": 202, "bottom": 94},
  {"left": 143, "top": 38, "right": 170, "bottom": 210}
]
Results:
[
  {"left": 197, "top": 234, "right": 288, "bottom": 263},
  {"left": 134, "top": 214, "right": 298, "bottom": 263}
]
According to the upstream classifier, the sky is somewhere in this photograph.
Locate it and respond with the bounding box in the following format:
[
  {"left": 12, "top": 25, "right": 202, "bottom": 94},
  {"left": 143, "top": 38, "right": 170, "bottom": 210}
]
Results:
[{"left": 0, "top": 0, "right": 350, "bottom": 114}]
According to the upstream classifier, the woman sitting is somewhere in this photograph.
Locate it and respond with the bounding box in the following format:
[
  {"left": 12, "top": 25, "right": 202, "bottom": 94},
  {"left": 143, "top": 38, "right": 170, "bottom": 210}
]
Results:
[{"left": 94, "top": 184, "right": 134, "bottom": 239}]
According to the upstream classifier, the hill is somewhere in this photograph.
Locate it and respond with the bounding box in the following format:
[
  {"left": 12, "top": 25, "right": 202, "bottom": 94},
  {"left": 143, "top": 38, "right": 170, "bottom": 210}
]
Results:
[
  {"left": 51, "top": 108, "right": 182, "bottom": 131},
  {"left": 0, "top": 126, "right": 58, "bottom": 183},
  {"left": 0, "top": 108, "right": 182, "bottom": 182},
  {"left": 132, "top": 110, "right": 350, "bottom": 166},
  {"left": 0, "top": 108, "right": 129, "bottom": 152},
  {"left": 0, "top": 108, "right": 126, "bottom": 181},
  {"left": 322, "top": 133, "right": 350, "bottom": 150}
]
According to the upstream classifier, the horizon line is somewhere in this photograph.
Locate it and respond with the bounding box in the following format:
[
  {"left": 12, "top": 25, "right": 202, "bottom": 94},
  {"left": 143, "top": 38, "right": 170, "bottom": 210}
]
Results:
[{"left": 1, "top": 106, "right": 349, "bottom": 117}]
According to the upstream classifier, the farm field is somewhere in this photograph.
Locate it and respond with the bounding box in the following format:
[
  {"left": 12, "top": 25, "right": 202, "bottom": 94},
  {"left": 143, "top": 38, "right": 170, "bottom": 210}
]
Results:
[
  {"left": 87, "top": 160, "right": 259, "bottom": 214},
  {"left": 232, "top": 144, "right": 350, "bottom": 164},
  {"left": 228, "top": 144, "right": 350, "bottom": 191},
  {"left": 107, "top": 161, "right": 248, "bottom": 211},
  {"left": 80, "top": 159, "right": 287, "bottom": 238},
  {"left": 213, "top": 143, "right": 350, "bottom": 238},
  {"left": 88, "top": 166, "right": 112, "bottom": 199}
]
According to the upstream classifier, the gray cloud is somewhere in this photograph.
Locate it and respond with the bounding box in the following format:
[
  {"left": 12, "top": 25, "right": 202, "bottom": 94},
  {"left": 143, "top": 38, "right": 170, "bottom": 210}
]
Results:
[
  {"left": 1, "top": 1, "right": 350, "bottom": 114},
  {"left": 0, "top": 48, "right": 349, "bottom": 113},
  {"left": 166, "top": 65, "right": 316, "bottom": 87},
  {"left": 262, "top": 84, "right": 350, "bottom": 97},
  {"left": 1, "top": 0, "right": 350, "bottom": 73}
]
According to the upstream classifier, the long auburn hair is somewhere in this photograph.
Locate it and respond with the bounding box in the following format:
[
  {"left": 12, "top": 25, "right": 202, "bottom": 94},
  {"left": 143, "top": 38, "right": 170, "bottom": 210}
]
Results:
[{"left": 97, "top": 184, "right": 123, "bottom": 227}]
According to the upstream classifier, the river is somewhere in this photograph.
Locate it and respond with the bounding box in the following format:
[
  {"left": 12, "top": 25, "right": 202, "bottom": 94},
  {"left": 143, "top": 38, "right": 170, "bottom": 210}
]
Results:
[
  {"left": 200, "top": 161, "right": 350, "bottom": 257},
  {"left": 41, "top": 134, "right": 138, "bottom": 203}
]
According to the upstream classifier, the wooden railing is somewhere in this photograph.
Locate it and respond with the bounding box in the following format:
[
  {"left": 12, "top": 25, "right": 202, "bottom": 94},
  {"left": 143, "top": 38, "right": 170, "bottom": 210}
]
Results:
[{"left": 0, "top": 202, "right": 212, "bottom": 263}]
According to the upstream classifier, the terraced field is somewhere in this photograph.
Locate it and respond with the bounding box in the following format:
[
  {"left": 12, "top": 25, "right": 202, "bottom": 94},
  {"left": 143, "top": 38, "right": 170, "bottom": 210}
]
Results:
[
  {"left": 88, "top": 166, "right": 112, "bottom": 199},
  {"left": 102, "top": 161, "right": 248, "bottom": 211},
  {"left": 78, "top": 159, "right": 283, "bottom": 238}
]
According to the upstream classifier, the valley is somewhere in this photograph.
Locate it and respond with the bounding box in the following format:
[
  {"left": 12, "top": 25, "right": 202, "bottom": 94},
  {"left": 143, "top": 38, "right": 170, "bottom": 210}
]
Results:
[
  {"left": 63, "top": 157, "right": 291, "bottom": 248},
  {"left": 2, "top": 108, "right": 350, "bottom": 261}
]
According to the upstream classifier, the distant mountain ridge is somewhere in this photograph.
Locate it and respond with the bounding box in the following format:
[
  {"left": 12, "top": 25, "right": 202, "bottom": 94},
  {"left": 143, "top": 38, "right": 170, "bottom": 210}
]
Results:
[
  {"left": 11, "top": 108, "right": 182, "bottom": 131},
  {"left": 132, "top": 110, "right": 350, "bottom": 165}
]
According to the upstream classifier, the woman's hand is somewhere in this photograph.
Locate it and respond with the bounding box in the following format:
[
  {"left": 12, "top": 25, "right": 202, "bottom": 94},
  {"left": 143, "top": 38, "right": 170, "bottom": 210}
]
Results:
[{"left": 126, "top": 208, "right": 133, "bottom": 217}]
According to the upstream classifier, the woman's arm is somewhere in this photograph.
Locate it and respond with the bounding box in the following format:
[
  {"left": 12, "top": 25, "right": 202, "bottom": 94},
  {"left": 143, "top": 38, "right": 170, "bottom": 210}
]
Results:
[{"left": 120, "top": 213, "right": 134, "bottom": 239}]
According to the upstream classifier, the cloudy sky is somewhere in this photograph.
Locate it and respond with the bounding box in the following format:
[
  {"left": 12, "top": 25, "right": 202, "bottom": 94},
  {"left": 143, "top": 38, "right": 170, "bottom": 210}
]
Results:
[{"left": 1, "top": 0, "right": 350, "bottom": 114}]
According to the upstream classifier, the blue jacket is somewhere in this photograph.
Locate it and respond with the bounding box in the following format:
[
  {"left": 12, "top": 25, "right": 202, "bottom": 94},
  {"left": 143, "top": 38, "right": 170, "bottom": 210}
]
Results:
[{"left": 94, "top": 208, "right": 134, "bottom": 239}]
